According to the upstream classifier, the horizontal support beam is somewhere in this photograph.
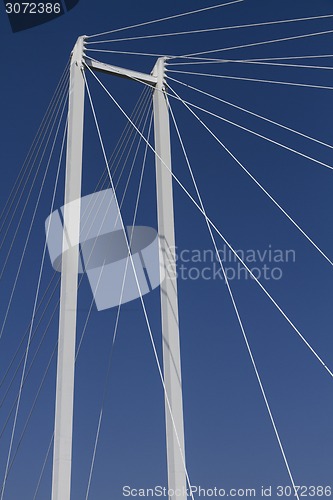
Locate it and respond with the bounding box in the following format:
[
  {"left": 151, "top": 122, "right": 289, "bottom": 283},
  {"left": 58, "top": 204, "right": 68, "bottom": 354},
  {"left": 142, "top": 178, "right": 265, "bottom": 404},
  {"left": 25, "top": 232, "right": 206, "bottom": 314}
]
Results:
[{"left": 85, "top": 57, "right": 157, "bottom": 86}]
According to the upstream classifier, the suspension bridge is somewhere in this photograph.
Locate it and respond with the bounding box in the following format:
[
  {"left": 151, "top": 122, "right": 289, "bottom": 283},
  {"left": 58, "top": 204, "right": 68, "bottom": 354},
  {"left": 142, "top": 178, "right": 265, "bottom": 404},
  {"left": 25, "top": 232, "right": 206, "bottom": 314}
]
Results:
[{"left": 0, "top": 1, "right": 333, "bottom": 498}]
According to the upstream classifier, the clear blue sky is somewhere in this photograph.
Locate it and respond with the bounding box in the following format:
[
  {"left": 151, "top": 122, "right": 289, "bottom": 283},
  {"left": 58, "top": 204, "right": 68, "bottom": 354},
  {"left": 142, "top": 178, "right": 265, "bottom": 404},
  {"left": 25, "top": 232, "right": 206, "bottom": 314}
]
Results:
[{"left": 1, "top": 1, "right": 333, "bottom": 498}]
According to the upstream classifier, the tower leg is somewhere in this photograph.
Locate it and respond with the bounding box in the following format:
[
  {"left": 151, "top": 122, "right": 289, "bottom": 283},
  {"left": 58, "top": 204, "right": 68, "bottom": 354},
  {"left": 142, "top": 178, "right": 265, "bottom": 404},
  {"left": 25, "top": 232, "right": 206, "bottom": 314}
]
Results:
[
  {"left": 153, "top": 57, "right": 187, "bottom": 500},
  {"left": 51, "top": 36, "right": 85, "bottom": 500}
]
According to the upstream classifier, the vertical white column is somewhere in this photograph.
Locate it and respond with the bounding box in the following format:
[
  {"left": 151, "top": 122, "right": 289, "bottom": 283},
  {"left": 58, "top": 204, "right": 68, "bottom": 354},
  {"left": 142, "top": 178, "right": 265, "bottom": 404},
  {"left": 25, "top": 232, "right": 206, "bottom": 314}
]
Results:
[
  {"left": 153, "top": 57, "right": 187, "bottom": 500},
  {"left": 51, "top": 36, "right": 85, "bottom": 500}
]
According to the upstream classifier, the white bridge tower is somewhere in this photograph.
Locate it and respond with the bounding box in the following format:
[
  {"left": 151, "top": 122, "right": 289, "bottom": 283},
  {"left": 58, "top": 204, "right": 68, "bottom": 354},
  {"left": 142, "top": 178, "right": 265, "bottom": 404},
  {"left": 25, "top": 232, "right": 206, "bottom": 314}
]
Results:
[{"left": 51, "top": 36, "right": 187, "bottom": 500}]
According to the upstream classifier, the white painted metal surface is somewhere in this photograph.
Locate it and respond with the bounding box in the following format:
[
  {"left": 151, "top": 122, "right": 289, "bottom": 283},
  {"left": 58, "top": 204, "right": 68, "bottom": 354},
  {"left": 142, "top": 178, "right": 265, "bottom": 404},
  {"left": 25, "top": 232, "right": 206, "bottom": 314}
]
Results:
[
  {"left": 51, "top": 36, "right": 86, "bottom": 500},
  {"left": 153, "top": 57, "right": 187, "bottom": 500},
  {"left": 51, "top": 45, "right": 187, "bottom": 499},
  {"left": 85, "top": 57, "right": 157, "bottom": 85}
]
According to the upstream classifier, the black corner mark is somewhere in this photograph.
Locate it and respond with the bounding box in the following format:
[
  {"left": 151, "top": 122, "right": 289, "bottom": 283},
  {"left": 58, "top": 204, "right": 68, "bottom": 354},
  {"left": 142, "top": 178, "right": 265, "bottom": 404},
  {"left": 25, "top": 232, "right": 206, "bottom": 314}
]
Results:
[
  {"left": 63, "top": 0, "right": 79, "bottom": 11},
  {"left": 4, "top": 0, "right": 81, "bottom": 33}
]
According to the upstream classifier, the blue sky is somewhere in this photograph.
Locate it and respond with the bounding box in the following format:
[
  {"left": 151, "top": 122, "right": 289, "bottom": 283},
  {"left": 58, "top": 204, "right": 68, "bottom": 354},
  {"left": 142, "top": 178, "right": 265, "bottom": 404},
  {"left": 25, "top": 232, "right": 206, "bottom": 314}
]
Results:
[{"left": 1, "top": 0, "right": 333, "bottom": 498}]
